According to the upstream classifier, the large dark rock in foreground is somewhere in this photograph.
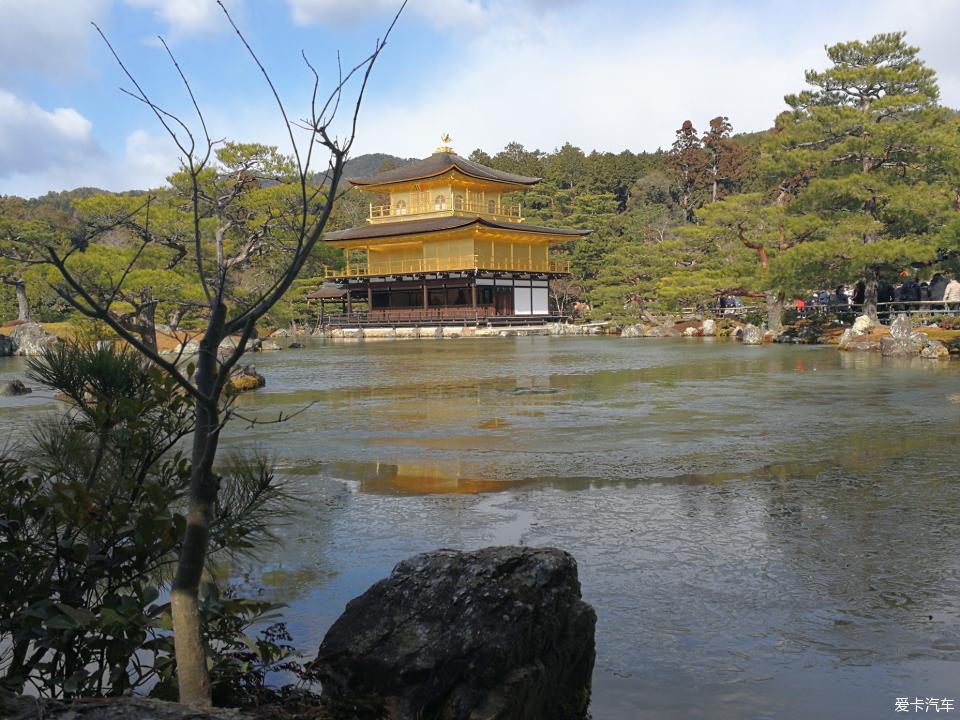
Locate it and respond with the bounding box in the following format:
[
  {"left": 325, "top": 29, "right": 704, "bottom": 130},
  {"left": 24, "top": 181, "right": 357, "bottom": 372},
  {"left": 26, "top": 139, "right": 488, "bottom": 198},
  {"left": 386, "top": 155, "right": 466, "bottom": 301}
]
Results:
[{"left": 313, "top": 546, "right": 596, "bottom": 720}]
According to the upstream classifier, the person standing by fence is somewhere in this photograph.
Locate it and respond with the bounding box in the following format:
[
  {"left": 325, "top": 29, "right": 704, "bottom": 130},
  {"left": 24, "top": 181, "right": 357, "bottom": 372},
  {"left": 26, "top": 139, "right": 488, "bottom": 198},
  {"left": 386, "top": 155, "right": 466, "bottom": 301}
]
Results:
[
  {"left": 930, "top": 273, "right": 948, "bottom": 309},
  {"left": 878, "top": 281, "right": 895, "bottom": 321},
  {"left": 944, "top": 276, "right": 960, "bottom": 313},
  {"left": 834, "top": 286, "right": 848, "bottom": 307},
  {"left": 853, "top": 281, "right": 865, "bottom": 308},
  {"left": 902, "top": 277, "right": 921, "bottom": 311}
]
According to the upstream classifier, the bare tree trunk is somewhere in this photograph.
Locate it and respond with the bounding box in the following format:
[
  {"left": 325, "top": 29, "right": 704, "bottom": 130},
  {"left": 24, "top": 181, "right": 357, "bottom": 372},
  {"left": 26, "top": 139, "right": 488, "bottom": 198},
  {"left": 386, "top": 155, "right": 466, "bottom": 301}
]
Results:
[
  {"left": 15, "top": 281, "right": 30, "bottom": 322},
  {"left": 170, "top": 304, "right": 226, "bottom": 706},
  {"left": 169, "top": 307, "right": 187, "bottom": 331},
  {"left": 3, "top": 641, "right": 29, "bottom": 692},
  {"left": 137, "top": 301, "right": 159, "bottom": 353},
  {"left": 863, "top": 268, "right": 879, "bottom": 321},
  {"left": 765, "top": 290, "right": 784, "bottom": 333}
]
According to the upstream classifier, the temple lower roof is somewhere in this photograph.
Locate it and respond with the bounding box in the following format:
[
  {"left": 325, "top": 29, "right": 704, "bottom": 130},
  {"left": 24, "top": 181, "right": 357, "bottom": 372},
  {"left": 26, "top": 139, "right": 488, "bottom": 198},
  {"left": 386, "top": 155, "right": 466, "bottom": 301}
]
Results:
[
  {"left": 324, "top": 215, "right": 589, "bottom": 243},
  {"left": 306, "top": 284, "right": 348, "bottom": 299}
]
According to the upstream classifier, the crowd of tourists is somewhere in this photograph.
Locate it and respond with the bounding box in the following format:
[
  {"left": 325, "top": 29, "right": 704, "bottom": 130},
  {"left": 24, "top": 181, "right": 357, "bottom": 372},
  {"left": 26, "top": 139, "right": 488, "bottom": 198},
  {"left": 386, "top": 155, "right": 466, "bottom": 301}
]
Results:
[
  {"left": 713, "top": 273, "right": 960, "bottom": 320},
  {"left": 795, "top": 273, "right": 960, "bottom": 317},
  {"left": 708, "top": 273, "right": 960, "bottom": 321},
  {"left": 717, "top": 295, "right": 745, "bottom": 311}
]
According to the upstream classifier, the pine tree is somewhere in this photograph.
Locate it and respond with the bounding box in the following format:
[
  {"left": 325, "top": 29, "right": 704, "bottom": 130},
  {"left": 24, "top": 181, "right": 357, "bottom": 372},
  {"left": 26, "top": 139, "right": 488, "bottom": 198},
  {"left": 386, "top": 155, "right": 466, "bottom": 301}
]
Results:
[
  {"left": 667, "top": 120, "right": 708, "bottom": 223},
  {"left": 701, "top": 116, "right": 747, "bottom": 202},
  {"left": 591, "top": 205, "right": 678, "bottom": 317},
  {"left": 0, "top": 198, "right": 76, "bottom": 323},
  {"left": 764, "top": 31, "right": 959, "bottom": 318}
]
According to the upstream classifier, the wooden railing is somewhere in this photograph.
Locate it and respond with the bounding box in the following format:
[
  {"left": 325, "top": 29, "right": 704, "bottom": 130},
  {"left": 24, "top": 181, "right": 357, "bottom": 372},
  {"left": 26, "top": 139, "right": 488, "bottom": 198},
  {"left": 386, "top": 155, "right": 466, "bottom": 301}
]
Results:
[
  {"left": 369, "top": 306, "right": 497, "bottom": 322},
  {"left": 321, "top": 309, "right": 567, "bottom": 327},
  {"left": 369, "top": 200, "right": 522, "bottom": 221},
  {"left": 682, "top": 305, "right": 761, "bottom": 318},
  {"left": 797, "top": 300, "right": 960, "bottom": 319},
  {"left": 323, "top": 255, "right": 570, "bottom": 278},
  {"left": 681, "top": 299, "right": 960, "bottom": 321}
]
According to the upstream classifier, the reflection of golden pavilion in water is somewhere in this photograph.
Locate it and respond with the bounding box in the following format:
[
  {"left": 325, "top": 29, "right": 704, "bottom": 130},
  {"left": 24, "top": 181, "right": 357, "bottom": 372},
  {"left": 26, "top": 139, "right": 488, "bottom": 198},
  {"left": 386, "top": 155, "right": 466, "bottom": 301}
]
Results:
[
  {"left": 337, "top": 460, "right": 527, "bottom": 495},
  {"left": 321, "top": 136, "right": 589, "bottom": 324}
]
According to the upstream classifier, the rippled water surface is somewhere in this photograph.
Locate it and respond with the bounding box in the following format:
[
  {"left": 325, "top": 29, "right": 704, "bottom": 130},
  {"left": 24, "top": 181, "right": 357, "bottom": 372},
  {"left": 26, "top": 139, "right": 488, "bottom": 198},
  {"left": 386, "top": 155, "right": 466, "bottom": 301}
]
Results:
[{"left": 3, "top": 337, "right": 959, "bottom": 719}]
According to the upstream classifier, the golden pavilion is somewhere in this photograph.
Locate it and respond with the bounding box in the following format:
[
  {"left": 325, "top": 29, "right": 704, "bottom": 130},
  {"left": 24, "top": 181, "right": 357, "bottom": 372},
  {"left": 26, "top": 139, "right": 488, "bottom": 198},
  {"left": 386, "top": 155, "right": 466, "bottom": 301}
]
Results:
[{"left": 321, "top": 137, "right": 587, "bottom": 324}]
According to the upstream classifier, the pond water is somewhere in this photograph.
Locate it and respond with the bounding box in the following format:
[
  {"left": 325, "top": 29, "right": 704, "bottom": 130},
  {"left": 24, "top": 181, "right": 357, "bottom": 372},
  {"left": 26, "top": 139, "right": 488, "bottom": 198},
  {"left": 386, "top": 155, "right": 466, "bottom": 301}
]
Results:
[{"left": 2, "top": 336, "right": 959, "bottom": 719}]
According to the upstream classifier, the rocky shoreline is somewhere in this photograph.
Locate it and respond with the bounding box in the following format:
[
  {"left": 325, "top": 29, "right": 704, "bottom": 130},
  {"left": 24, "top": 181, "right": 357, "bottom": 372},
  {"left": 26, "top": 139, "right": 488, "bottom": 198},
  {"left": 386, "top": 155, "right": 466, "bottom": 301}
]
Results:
[
  {"left": 3, "top": 317, "right": 958, "bottom": 362},
  {"left": 314, "top": 321, "right": 613, "bottom": 340}
]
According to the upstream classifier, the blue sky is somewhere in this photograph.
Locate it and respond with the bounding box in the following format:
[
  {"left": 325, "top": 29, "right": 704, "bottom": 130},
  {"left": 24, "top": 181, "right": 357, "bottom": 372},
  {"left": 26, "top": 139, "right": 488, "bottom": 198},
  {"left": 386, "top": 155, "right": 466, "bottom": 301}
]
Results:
[{"left": 2, "top": 0, "right": 959, "bottom": 197}]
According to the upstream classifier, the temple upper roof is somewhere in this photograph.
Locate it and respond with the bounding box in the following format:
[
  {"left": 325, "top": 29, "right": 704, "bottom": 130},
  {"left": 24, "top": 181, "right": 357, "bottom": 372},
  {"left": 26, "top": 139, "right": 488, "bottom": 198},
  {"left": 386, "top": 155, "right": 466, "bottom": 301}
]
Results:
[{"left": 349, "top": 151, "right": 540, "bottom": 190}]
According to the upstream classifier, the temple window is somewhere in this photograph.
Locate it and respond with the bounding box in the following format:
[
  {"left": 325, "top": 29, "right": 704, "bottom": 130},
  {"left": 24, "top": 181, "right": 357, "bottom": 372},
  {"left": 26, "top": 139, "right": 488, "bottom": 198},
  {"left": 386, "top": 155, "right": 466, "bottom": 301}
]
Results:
[
  {"left": 395, "top": 199, "right": 407, "bottom": 216},
  {"left": 454, "top": 195, "right": 464, "bottom": 210},
  {"left": 488, "top": 199, "right": 497, "bottom": 213},
  {"left": 434, "top": 195, "right": 446, "bottom": 211}
]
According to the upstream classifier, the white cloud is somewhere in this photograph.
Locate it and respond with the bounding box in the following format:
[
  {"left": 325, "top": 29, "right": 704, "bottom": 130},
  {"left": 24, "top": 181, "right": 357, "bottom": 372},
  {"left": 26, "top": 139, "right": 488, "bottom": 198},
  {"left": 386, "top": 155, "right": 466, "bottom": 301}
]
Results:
[
  {"left": 4, "top": 0, "right": 959, "bottom": 197},
  {"left": 122, "top": 129, "right": 179, "bottom": 185},
  {"left": 0, "top": 90, "right": 177, "bottom": 197},
  {"left": 0, "top": 0, "right": 109, "bottom": 80},
  {"left": 346, "top": 0, "right": 960, "bottom": 159},
  {"left": 124, "top": 0, "right": 242, "bottom": 35},
  {"left": 0, "top": 89, "right": 99, "bottom": 175},
  {"left": 287, "top": 0, "right": 485, "bottom": 28}
]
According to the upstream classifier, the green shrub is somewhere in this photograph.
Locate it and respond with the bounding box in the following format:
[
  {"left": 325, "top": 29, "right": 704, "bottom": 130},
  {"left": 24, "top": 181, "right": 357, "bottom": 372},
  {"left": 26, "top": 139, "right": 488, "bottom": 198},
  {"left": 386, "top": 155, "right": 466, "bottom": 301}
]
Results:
[{"left": 0, "top": 342, "right": 293, "bottom": 702}]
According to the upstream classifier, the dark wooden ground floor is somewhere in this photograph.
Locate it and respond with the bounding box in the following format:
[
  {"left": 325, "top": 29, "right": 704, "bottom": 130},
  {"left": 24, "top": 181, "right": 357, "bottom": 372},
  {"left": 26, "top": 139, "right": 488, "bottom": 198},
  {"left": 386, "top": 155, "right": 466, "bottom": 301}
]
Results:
[{"left": 323, "top": 272, "right": 559, "bottom": 325}]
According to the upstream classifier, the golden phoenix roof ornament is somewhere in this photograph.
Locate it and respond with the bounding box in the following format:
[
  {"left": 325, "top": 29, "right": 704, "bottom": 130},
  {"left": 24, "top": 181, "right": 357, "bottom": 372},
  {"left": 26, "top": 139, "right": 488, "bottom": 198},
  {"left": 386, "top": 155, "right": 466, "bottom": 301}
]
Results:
[{"left": 436, "top": 133, "right": 454, "bottom": 153}]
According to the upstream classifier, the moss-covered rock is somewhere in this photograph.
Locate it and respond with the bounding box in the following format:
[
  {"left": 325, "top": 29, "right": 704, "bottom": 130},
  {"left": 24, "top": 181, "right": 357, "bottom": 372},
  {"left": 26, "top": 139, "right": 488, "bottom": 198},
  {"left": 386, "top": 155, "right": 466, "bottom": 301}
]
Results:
[{"left": 226, "top": 366, "right": 265, "bottom": 394}]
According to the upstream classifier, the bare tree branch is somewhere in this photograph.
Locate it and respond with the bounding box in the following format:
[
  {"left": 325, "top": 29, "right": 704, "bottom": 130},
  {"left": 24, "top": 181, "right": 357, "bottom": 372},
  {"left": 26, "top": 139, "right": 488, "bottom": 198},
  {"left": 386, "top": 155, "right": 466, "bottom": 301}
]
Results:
[
  {"left": 158, "top": 35, "right": 213, "bottom": 164},
  {"left": 93, "top": 23, "right": 195, "bottom": 158},
  {"left": 231, "top": 400, "right": 319, "bottom": 428},
  {"left": 218, "top": 1, "right": 303, "bottom": 181}
]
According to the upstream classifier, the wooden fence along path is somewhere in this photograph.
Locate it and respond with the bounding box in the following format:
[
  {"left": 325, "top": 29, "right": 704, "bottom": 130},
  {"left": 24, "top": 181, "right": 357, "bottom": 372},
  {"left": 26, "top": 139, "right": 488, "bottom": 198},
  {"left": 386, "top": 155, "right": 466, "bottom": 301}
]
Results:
[{"left": 683, "top": 300, "right": 960, "bottom": 322}]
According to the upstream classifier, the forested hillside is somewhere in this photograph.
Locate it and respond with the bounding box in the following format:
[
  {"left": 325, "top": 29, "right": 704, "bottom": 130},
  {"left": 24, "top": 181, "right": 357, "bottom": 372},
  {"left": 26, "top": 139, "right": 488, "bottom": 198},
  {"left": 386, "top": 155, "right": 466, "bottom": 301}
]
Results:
[{"left": 2, "top": 31, "right": 958, "bottom": 329}]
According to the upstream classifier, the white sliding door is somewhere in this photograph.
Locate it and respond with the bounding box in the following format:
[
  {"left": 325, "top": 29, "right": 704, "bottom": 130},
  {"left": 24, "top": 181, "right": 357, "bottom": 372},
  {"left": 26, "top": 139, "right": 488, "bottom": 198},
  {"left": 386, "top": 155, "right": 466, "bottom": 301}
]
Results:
[
  {"left": 514, "top": 285, "right": 532, "bottom": 315},
  {"left": 532, "top": 286, "right": 549, "bottom": 314}
]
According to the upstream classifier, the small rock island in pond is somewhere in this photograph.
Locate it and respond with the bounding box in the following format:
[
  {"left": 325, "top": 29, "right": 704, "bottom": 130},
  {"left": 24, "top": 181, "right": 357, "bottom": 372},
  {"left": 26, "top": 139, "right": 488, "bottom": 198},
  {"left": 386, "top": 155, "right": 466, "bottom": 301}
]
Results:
[
  {"left": 225, "top": 365, "right": 265, "bottom": 394},
  {"left": 0, "top": 379, "right": 31, "bottom": 396}
]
